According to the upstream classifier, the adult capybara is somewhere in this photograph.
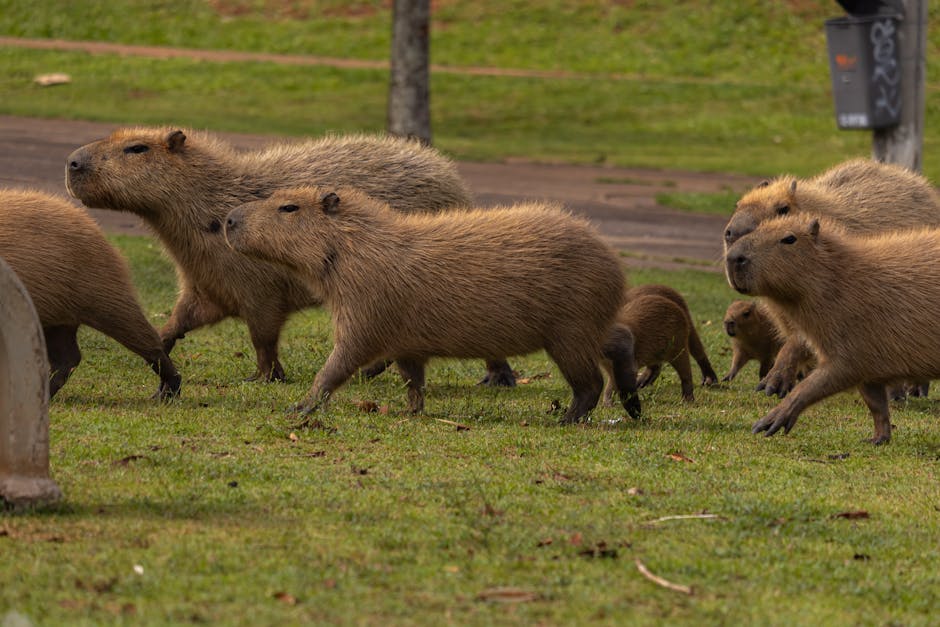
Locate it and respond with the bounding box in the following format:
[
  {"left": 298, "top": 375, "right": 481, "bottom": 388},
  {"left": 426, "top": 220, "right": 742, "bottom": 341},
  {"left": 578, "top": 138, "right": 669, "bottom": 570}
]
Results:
[
  {"left": 723, "top": 158, "right": 940, "bottom": 398},
  {"left": 224, "top": 187, "right": 641, "bottom": 424},
  {"left": 721, "top": 300, "right": 783, "bottom": 383},
  {"left": 0, "top": 189, "right": 180, "bottom": 399},
  {"left": 64, "top": 127, "right": 515, "bottom": 385},
  {"left": 601, "top": 294, "right": 694, "bottom": 406},
  {"left": 725, "top": 214, "right": 940, "bottom": 444},
  {"left": 626, "top": 283, "right": 717, "bottom": 386}
]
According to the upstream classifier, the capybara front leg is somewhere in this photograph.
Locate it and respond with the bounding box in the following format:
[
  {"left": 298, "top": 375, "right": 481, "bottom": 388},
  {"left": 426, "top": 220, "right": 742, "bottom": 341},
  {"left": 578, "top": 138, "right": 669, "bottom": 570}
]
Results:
[
  {"left": 360, "top": 359, "right": 393, "bottom": 379},
  {"left": 160, "top": 289, "right": 227, "bottom": 354},
  {"left": 480, "top": 358, "right": 516, "bottom": 387},
  {"left": 293, "top": 346, "right": 362, "bottom": 415},
  {"left": 602, "top": 325, "right": 641, "bottom": 419},
  {"left": 752, "top": 367, "right": 850, "bottom": 437},
  {"left": 757, "top": 336, "right": 811, "bottom": 398},
  {"left": 857, "top": 381, "right": 892, "bottom": 445},
  {"left": 396, "top": 358, "right": 428, "bottom": 414},
  {"left": 44, "top": 325, "right": 81, "bottom": 398},
  {"left": 722, "top": 351, "right": 748, "bottom": 383}
]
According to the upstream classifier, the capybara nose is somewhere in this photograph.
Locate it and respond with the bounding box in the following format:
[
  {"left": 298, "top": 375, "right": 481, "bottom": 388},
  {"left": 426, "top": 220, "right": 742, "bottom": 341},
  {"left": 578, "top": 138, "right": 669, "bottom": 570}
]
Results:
[
  {"left": 725, "top": 321, "right": 736, "bottom": 337},
  {"left": 733, "top": 255, "right": 748, "bottom": 269},
  {"left": 67, "top": 147, "right": 89, "bottom": 173},
  {"left": 226, "top": 216, "right": 238, "bottom": 231}
]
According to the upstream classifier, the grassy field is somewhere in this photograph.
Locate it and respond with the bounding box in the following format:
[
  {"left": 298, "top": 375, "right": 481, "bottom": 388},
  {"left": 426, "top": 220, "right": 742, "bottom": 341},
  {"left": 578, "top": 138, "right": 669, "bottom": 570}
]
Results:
[
  {"left": 2, "top": 236, "right": 939, "bottom": 625},
  {"left": 3, "top": 1, "right": 940, "bottom": 179}
]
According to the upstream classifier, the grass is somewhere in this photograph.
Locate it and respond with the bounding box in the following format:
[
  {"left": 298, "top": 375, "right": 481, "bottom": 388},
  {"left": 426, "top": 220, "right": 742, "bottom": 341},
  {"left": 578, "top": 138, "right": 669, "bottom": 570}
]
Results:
[
  {"left": 2, "top": 235, "right": 939, "bottom": 625},
  {"left": 655, "top": 191, "right": 743, "bottom": 216}
]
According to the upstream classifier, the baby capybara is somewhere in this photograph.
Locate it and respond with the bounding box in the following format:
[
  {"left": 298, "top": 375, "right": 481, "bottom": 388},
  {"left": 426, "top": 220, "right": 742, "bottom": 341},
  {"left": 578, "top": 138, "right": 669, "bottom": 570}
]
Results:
[
  {"left": 224, "top": 187, "right": 640, "bottom": 424},
  {"left": 0, "top": 189, "right": 180, "bottom": 399},
  {"left": 722, "top": 300, "right": 783, "bottom": 383},
  {"left": 726, "top": 214, "right": 940, "bottom": 444}
]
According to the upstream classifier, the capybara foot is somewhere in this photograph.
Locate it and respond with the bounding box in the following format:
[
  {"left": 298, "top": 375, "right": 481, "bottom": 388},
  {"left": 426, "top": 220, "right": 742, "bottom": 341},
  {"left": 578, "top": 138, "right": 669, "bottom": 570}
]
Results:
[
  {"left": 756, "top": 371, "right": 795, "bottom": 399},
  {"left": 479, "top": 364, "right": 517, "bottom": 388},
  {"left": 636, "top": 369, "right": 656, "bottom": 389},
  {"left": 246, "top": 363, "right": 286, "bottom": 383},
  {"left": 751, "top": 406, "right": 797, "bottom": 437},
  {"left": 152, "top": 374, "right": 182, "bottom": 401},
  {"left": 360, "top": 360, "right": 392, "bottom": 380},
  {"left": 701, "top": 374, "right": 718, "bottom": 386},
  {"left": 867, "top": 434, "right": 891, "bottom": 445},
  {"left": 623, "top": 393, "right": 642, "bottom": 420}
]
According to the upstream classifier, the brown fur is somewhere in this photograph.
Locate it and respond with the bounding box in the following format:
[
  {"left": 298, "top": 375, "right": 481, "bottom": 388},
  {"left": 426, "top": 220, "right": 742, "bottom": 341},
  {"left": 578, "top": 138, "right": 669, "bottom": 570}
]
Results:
[
  {"left": 725, "top": 214, "right": 940, "bottom": 444},
  {"left": 721, "top": 300, "right": 783, "bottom": 383},
  {"left": 224, "top": 187, "right": 641, "bottom": 423},
  {"left": 626, "top": 283, "right": 717, "bottom": 386},
  {"left": 0, "top": 189, "right": 180, "bottom": 398},
  {"left": 601, "top": 294, "right": 694, "bottom": 405},
  {"left": 724, "top": 159, "right": 940, "bottom": 398},
  {"left": 64, "top": 127, "right": 492, "bottom": 383}
]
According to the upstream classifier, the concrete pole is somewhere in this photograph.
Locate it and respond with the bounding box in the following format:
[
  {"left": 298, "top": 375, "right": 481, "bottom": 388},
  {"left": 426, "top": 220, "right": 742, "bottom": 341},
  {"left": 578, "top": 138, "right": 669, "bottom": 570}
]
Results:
[
  {"left": 872, "top": 0, "right": 927, "bottom": 171},
  {"left": 387, "top": 0, "right": 432, "bottom": 145},
  {"left": 0, "top": 257, "right": 61, "bottom": 507}
]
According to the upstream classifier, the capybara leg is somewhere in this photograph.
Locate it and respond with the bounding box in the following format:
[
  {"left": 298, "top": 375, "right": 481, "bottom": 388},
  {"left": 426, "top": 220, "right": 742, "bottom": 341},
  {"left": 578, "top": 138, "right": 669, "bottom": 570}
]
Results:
[
  {"left": 757, "top": 337, "right": 811, "bottom": 398},
  {"left": 909, "top": 380, "right": 930, "bottom": 398},
  {"left": 85, "top": 306, "right": 182, "bottom": 400},
  {"left": 752, "top": 367, "right": 851, "bottom": 437},
  {"left": 479, "top": 358, "right": 516, "bottom": 387},
  {"left": 857, "top": 381, "right": 891, "bottom": 445},
  {"left": 159, "top": 288, "right": 227, "bottom": 354},
  {"left": 687, "top": 327, "right": 718, "bottom": 386},
  {"left": 360, "top": 359, "right": 392, "bottom": 379},
  {"left": 637, "top": 364, "right": 662, "bottom": 389},
  {"left": 295, "top": 346, "right": 362, "bottom": 415},
  {"left": 44, "top": 325, "right": 81, "bottom": 398},
  {"left": 757, "top": 356, "right": 775, "bottom": 380},
  {"left": 600, "top": 359, "right": 616, "bottom": 407},
  {"left": 670, "top": 351, "right": 695, "bottom": 402},
  {"left": 601, "top": 325, "right": 641, "bottom": 419},
  {"left": 396, "top": 358, "right": 427, "bottom": 414},
  {"left": 246, "top": 316, "right": 287, "bottom": 382},
  {"left": 722, "top": 351, "right": 748, "bottom": 383}
]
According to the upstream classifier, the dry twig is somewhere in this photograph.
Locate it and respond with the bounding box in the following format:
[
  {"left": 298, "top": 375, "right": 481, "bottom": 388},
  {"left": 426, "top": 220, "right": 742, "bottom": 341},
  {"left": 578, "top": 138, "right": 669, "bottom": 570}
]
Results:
[{"left": 635, "top": 558, "right": 693, "bottom": 595}]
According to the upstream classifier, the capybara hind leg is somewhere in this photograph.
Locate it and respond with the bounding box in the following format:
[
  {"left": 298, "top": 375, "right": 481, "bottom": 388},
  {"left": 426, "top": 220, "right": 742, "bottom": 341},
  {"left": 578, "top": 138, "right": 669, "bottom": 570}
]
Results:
[
  {"left": 858, "top": 381, "right": 891, "bottom": 445},
  {"left": 480, "top": 358, "right": 516, "bottom": 387},
  {"left": 670, "top": 351, "right": 695, "bottom": 402},
  {"left": 246, "top": 314, "right": 288, "bottom": 382},
  {"left": 637, "top": 364, "right": 662, "bottom": 389},
  {"left": 602, "top": 325, "right": 641, "bottom": 419},
  {"left": 295, "top": 345, "right": 364, "bottom": 415},
  {"left": 159, "top": 288, "right": 227, "bottom": 354},
  {"left": 396, "top": 358, "right": 427, "bottom": 414},
  {"left": 86, "top": 305, "right": 182, "bottom": 399},
  {"left": 600, "top": 360, "right": 616, "bottom": 407},
  {"left": 909, "top": 381, "right": 930, "bottom": 398},
  {"left": 549, "top": 345, "right": 603, "bottom": 424},
  {"left": 360, "top": 359, "right": 392, "bottom": 379},
  {"left": 44, "top": 325, "right": 81, "bottom": 398},
  {"left": 687, "top": 327, "right": 718, "bottom": 386}
]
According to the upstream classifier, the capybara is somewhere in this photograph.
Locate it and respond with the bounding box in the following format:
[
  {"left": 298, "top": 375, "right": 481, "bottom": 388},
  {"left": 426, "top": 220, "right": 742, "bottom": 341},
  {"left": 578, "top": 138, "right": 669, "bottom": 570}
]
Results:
[
  {"left": 64, "top": 127, "right": 515, "bottom": 385},
  {"left": 725, "top": 214, "right": 940, "bottom": 444},
  {"left": 601, "top": 294, "right": 694, "bottom": 405},
  {"left": 723, "top": 158, "right": 940, "bottom": 398},
  {"left": 224, "top": 187, "right": 641, "bottom": 424},
  {"left": 0, "top": 189, "right": 180, "bottom": 399},
  {"left": 721, "top": 300, "right": 783, "bottom": 383},
  {"left": 626, "top": 283, "right": 717, "bottom": 386}
]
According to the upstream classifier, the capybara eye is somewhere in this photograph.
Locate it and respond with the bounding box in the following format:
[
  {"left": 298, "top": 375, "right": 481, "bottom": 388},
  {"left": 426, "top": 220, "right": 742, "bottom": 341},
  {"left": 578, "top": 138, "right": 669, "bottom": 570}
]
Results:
[
  {"left": 743, "top": 310, "right": 751, "bottom": 317},
  {"left": 124, "top": 144, "right": 150, "bottom": 155},
  {"left": 776, "top": 205, "right": 789, "bottom": 216},
  {"left": 278, "top": 204, "right": 300, "bottom": 214},
  {"left": 780, "top": 234, "right": 797, "bottom": 244}
]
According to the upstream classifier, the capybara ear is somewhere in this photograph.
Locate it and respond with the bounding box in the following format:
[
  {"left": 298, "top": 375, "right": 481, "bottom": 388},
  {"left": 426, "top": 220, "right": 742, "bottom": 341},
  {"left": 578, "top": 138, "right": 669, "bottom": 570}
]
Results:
[
  {"left": 321, "top": 192, "right": 340, "bottom": 214},
  {"left": 788, "top": 179, "right": 797, "bottom": 197},
  {"left": 757, "top": 180, "right": 770, "bottom": 188},
  {"left": 808, "top": 218, "right": 820, "bottom": 240},
  {"left": 165, "top": 130, "right": 187, "bottom": 152}
]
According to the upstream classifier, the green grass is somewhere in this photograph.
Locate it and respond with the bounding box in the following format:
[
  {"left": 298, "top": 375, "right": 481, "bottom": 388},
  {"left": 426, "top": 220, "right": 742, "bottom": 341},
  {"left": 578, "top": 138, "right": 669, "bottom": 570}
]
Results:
[
  {"left": 3, "top": 235, "right": 939, "bottom": 625},
  {"left": 655, "top": 191, "right": 743, "bottom": 216}
]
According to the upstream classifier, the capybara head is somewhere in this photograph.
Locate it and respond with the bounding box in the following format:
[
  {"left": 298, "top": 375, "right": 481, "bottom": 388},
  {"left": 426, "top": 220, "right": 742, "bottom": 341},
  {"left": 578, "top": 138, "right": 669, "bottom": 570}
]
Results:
[
  {"left": 66, "top": 127, "right": 227, "bottom": 216},
  {"left": 723, "top": 300, "right": 760, "bottom": 337},
  {"left": 724, "top": 177, "right": 799, "bottom": 247},
  {"left": 725, "top": 214, "right": 821, "bottom": 297},
  {"left": 225, "top": 186, "right": 382, "bottom": 275}
]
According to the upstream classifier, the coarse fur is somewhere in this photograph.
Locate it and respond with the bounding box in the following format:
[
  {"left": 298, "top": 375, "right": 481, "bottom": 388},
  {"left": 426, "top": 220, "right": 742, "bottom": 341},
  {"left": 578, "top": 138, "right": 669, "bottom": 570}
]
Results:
[
  {"left": 601, "top": 294, "right": 694, "bottom": 406},
  {"left": 721, "top": 300, "right": 784, "bottom": 383},
  {"left": 0, "top": 189, "right": 180, "bottom": 399},
  {"left": 63, "top": 127, "right": 510, "bottom": 384},
  {"left": 725, "top": 214, "right": 940, "bottom": 444},
  {"left": 625, "top": 283, "right": 717, "bottom": 386},
  {"left": 723, "top": 158, "right": 940, "bottom": 398},
  {"left": 224, "top": 187, "right": 641, "bottom": 424}
]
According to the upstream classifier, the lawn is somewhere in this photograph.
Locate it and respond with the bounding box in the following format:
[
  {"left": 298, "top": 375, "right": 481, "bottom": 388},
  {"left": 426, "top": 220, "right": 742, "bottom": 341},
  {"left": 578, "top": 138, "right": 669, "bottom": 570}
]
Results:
[{"left": 2, "top": 236, "right": 938, "bottom": 625}]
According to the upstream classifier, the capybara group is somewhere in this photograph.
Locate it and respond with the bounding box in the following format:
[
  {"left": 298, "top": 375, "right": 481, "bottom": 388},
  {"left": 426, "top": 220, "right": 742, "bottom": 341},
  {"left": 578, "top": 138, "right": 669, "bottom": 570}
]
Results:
[
  {"left": 64, "top": 127, "right": 516, "bottom": 385},
  {"left": 601, "top": 294, "right": 695, "bottom": 406},
  {"left": 0, "top": 189, "right": 180, "bottom": 399},
  {"left": 721, "top": 300, "right": 783, "bottom": 383},
  {"left": 725, "top": 214, "right": 940, "bottom": 444},
  {"left": 724, "top": 158, "right": 940, "bottom": 398},
  {"left": 224, "top": 187, "right": 641, "bottom": 424}
]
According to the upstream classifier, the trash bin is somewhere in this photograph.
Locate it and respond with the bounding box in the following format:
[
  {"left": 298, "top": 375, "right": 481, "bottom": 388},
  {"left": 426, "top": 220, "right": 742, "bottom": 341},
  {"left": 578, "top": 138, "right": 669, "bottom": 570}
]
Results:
[{"left": 825, "top": 13, "right": 902, "bottom": 129}]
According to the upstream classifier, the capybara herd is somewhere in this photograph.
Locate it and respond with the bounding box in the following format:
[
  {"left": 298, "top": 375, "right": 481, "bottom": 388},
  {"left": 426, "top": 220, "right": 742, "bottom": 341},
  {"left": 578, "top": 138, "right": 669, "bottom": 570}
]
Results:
[{"left": 2, "top": 123, "right": 936, "bottom": 445}]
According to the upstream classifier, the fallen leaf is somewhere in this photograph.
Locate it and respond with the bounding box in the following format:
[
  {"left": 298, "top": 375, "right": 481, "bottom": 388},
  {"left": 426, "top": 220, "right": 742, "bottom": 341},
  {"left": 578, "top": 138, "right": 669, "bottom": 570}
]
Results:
[
  {"left": 378, "top": 405, "right": 390, "bottom": 415},
  {"left": 227, "top": 481, "right": 239, "bottom": 488},
  {"left": 627, "top": 487, "right": 644, "bottom": 496},
  {"left": 536, "top": 538, "right": 553, "bottom": 547},
  {"left": 75, "top": 577, "right": 117, "bottom": 594},
  {"left": 578, "top": 541, "right": 618, "bottom": 559},
  {"left": 480, "top": 502, "right": 503, "bottom": 517},
  {"left": 520, "top": 420, "right": 529, "bottom": 427},
  {"left": 288, "top": 432, "right": 299, "bottom": 442},
  {"left": 568, "top": 532, "right": 583, "bottom": 546},
  {"left": 443, "top": 565, "right": 460, "bottom": 573},
  {"left": 833, "top": 510, "right": 869, "bottom": 520},
  {"left": 666, "top": 452, "right": 694, "bottom": 463},
  {"left": 0, "top": 529, "right": 9, "bottom": 537},
  {"left": 273, "top": 591, "right": 298, "bottom": 605},
  {"left": 307, "top": 451, "right": 326, "bottom": 458},
  {"left": 58, "top": 599, "right": 88, "bottom": 610},
  {"left": 476, "top": 587, "right": 540, "bottom": 603},
  {"left": 34, "top": 72, "right": 71, "bottom": 86},
  {"left": 356, "top": 400, "right": 379, "bottom": 413}
]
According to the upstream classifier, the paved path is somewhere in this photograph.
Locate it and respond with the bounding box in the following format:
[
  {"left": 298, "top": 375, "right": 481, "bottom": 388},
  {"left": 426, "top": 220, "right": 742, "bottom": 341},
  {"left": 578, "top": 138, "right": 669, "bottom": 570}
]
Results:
[{"left": 0, "top": 115, "right": 759, "bottom": 272}]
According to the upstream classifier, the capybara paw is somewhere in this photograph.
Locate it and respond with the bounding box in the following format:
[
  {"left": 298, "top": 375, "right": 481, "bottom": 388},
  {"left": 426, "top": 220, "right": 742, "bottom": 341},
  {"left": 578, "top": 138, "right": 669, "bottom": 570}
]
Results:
[
  {"left": 479, "top": 369, "right": 517, "bottom": 388},
  {"left": 623, "top": 394, "right": 642, "bottom": 420},
  {"left": 867, "top": 434, "right": 891, "bottom": 445},
  {"left": 681, "top": 392, "right": 695, "bottom": 403},
  {"left": 360, "top": 360, "right": 391, "bottom": 380},
  {"left": 701, "top": 375, "right": 718, "bottom": 387},
  {"left": 721, "top": 373, "right": 733, "bottom": 383}
]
